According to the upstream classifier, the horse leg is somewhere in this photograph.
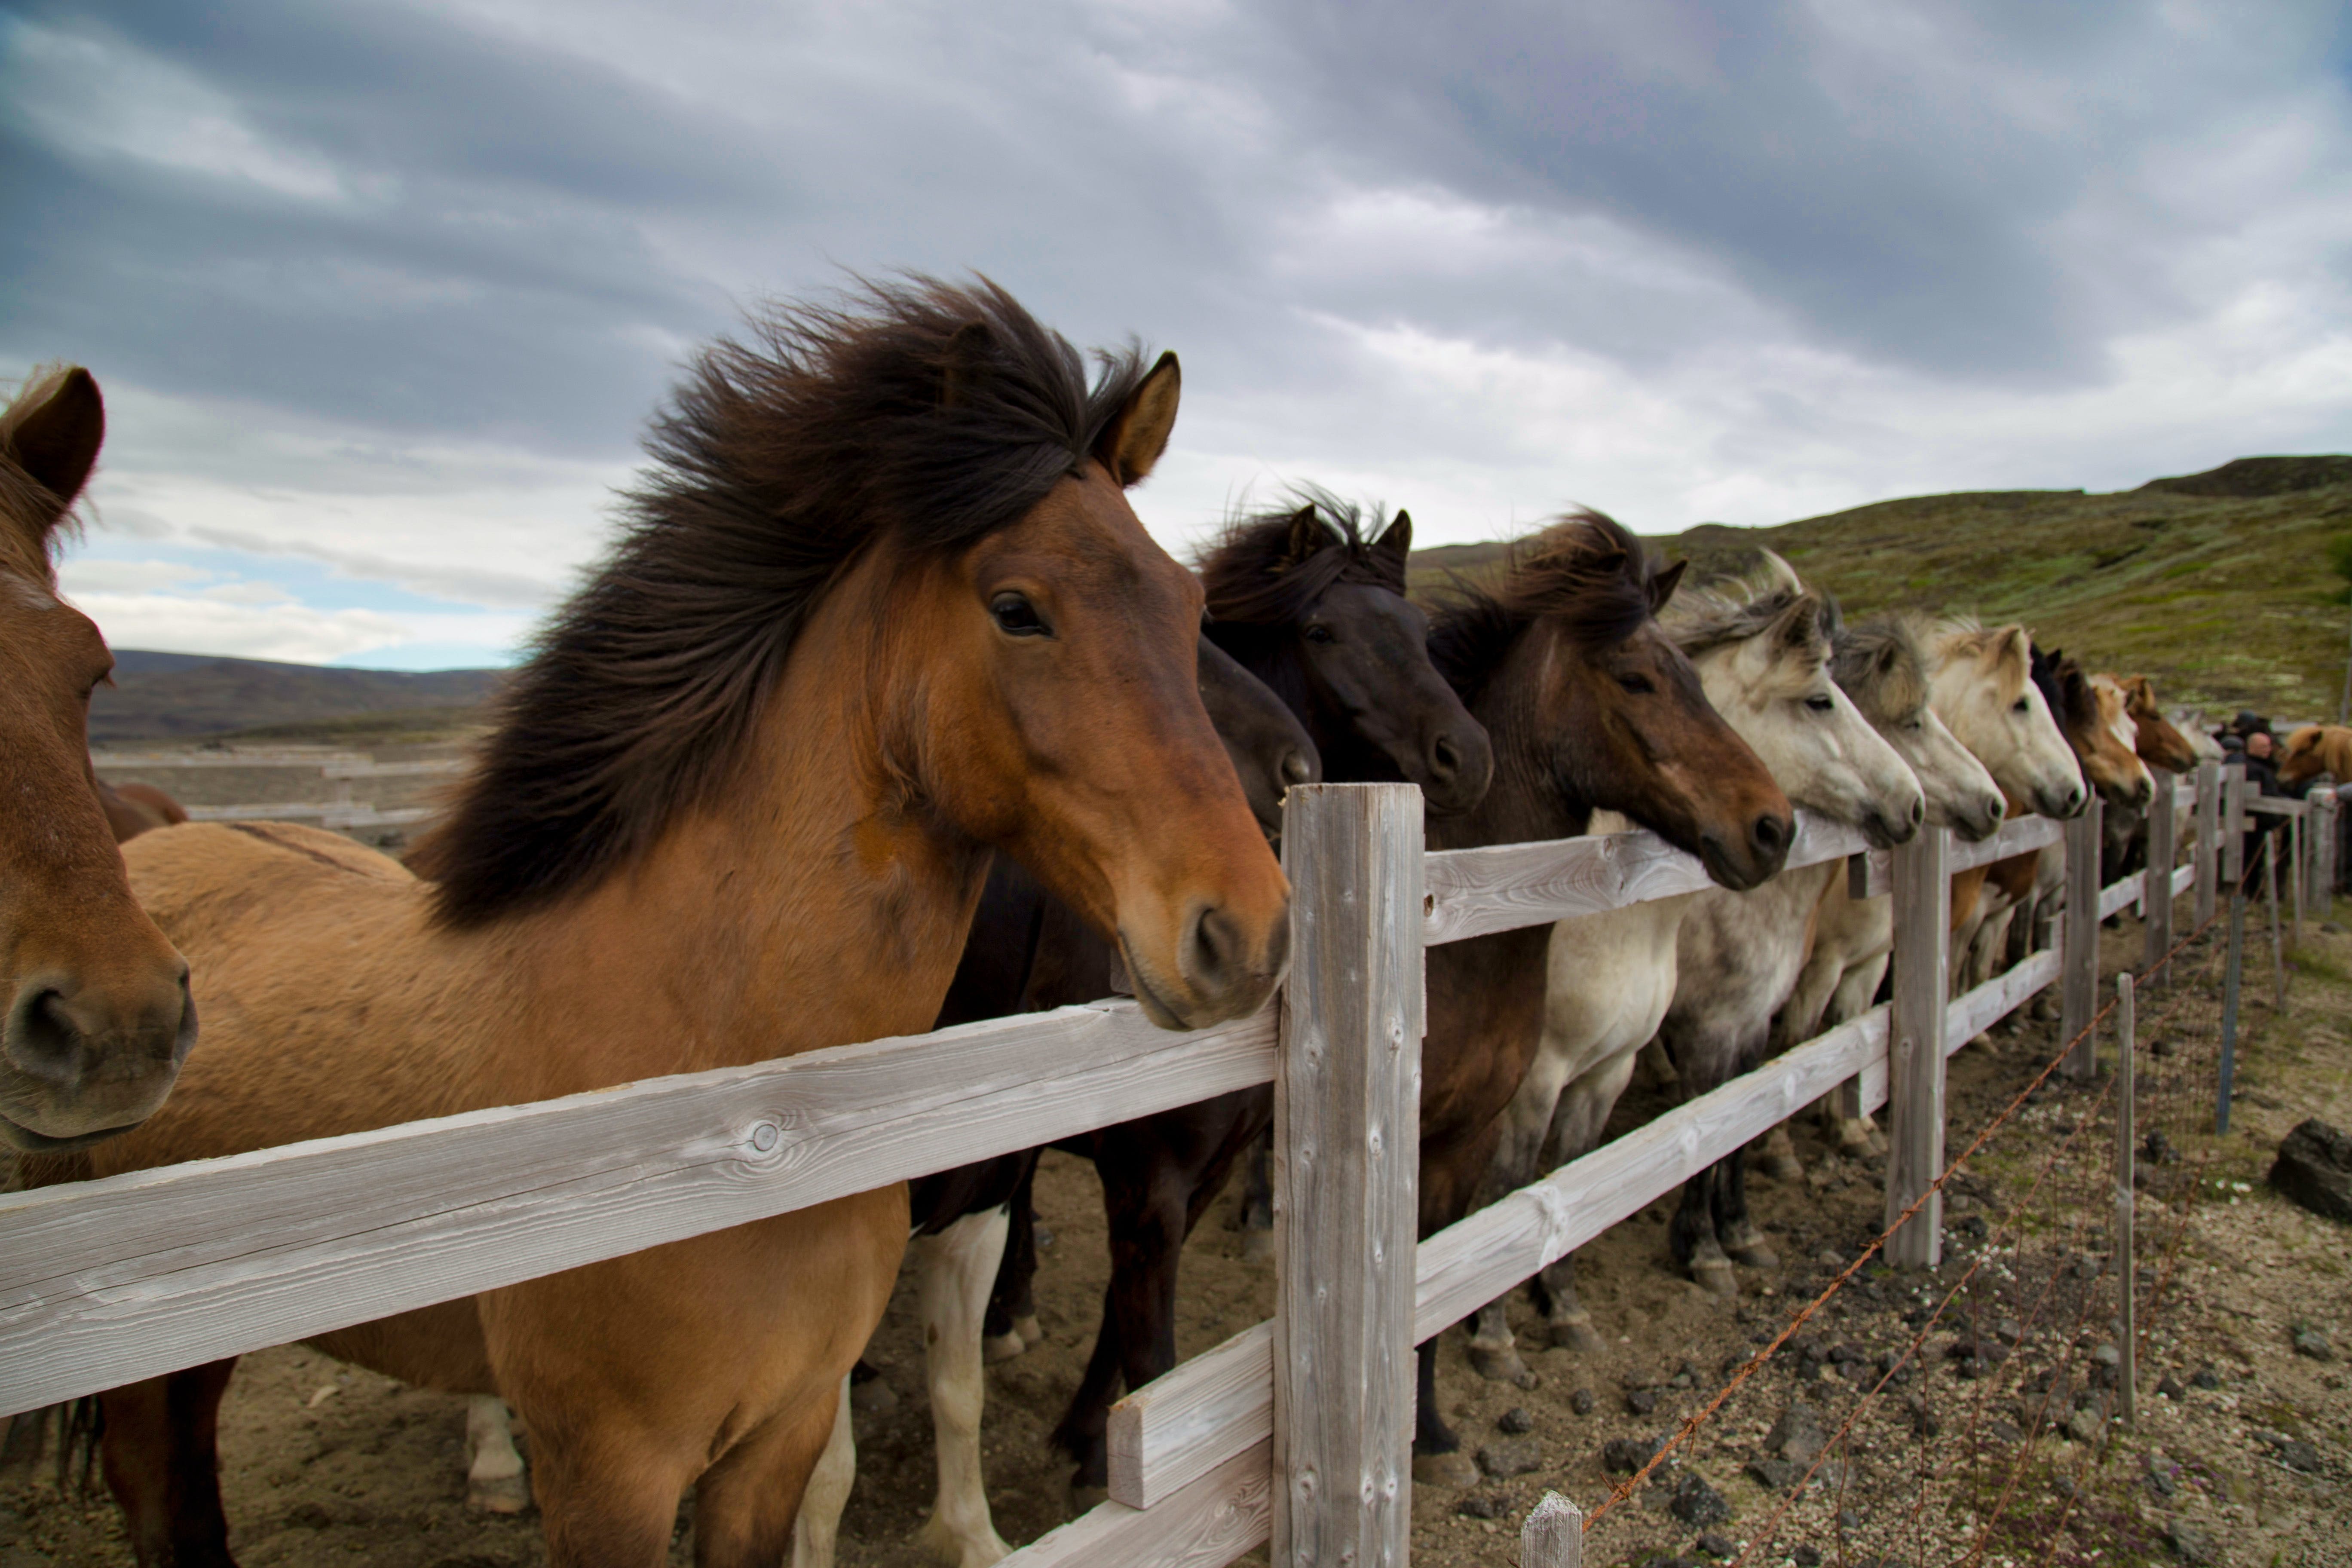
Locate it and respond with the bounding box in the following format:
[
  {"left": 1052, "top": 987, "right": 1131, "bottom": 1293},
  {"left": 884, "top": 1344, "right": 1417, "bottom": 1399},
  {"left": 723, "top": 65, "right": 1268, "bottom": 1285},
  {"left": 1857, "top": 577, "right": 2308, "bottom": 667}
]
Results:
[
  {"left": 983, "top": 1158, "right": 1042, "bottom": 1357},
  {"left": 912, "top": 1208, "right": 1014, "bottom": 1568},
  {"left": 694, "top": 1387, "right": 845, "bottom": 1568},
  {"left": 1715, "top": 1145, "right": 1776, "bottom": 1268},
  {"left": 787, "top": 1376, "right": 855, "bottom": 1568},
  {"left": 98, "top": 1359, "right": 239, "bottom": 1568},
  {"left": 1671, "top": 1166, "right": 1736, "bottom": 1295},
  {"left": 1236, "top": 1124, "right": 1275, "bottom": 1260},
  {"left": 1526, "top": 1050, "right": 1639, "bottom": 1351},
  {"left": 1462, "top": 1051, "right": 1570, "bottom": 1390},
  {"left": 1410, "top": 1337, "right": 1478, "bottom": 1487},
  {"left": 466, "top": 1393, "right": 529, "bottom": 1513},
  {"left": 1822, "top": 956, "right": 1890, "bottom": 1156},
  {"left": 1050, "top": 1284, "right": 1126, "bottom": 1509}
]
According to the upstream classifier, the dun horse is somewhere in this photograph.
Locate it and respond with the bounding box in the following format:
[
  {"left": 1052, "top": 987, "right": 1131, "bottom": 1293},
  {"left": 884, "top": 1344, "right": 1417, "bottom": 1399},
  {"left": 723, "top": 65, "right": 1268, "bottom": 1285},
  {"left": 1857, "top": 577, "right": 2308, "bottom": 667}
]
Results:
[
  {"left": 51, "top": 282, "right": 1291, "bottom": 1568},
  {"left": 2281, "top": 723, "right": 2352, "bottom": 787},
  {"left": 1649, "top": 559, "right": 1923, "bottom": 1297},
  {"left": 1411, "top": 514, "right": 1792, "bottom": 1480},
  {"left": 0, "top": 365, "right": 193, "bottom": 1156}
]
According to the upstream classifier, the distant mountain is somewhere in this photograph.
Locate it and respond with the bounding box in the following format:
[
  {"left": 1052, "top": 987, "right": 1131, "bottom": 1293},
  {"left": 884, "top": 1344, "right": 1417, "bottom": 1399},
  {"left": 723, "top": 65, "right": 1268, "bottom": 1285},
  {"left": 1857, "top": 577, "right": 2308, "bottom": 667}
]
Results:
[{"left": 90, "top": 651, "right": 506, "bottom": 746}]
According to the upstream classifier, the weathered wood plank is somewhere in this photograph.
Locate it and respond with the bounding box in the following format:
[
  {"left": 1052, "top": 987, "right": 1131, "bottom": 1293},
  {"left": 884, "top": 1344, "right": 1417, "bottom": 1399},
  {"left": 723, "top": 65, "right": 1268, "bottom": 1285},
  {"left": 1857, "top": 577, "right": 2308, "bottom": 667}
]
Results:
[
  {"left": 2116, "top": 972, "right": 2137, "bottom": 1428},
  {"left": 89, "top": 750, "right": 370, "bottom": 769},
  {"left": 1422, "top": 812, "right": 1869, "bottom": 946},
  {"left": 1943, "top": 948, "right": 2061, "bottom": 1054},
  {"left": 2061, "top": 799, "right": 2104, "bottom": 1078},
  {"left": 2194, "top": 760, "right": 2221, "bottom": 926},
  {"left": 0, "top": 1001, "right": 1275, "bottom": 1416},
  {"left": 1273, "top": 784, "right": 1421, "bottom": 1567},
  {"left": 999, "top": 1440, "right": 1270, "bottom": 1568},
  {"left": 2146, "top": 777, "right": 2177, "bottom": 983},
  {"left": 2097, "top": 870, "right": 2147, "bottom": 922},
  {"left": 1521, "top": 1493, "right": 1583, "bottom": 1568},
  {"left": 1110, "top": 1322, "right": 1274, "bottom": 1508},
  {"left": 1885, "top": 829, "right": 1951, "bottom": 1268},
  {"left": 1945, "top": 814, "right": 2062, "bottom": 875}
]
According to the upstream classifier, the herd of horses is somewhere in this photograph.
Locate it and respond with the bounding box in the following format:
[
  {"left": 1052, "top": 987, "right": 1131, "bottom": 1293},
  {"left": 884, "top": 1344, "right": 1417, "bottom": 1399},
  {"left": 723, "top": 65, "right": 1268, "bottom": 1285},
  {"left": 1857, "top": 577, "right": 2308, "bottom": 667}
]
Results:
[{"left": 0, "top": 281, "right": 2241, "bottom": 1568}]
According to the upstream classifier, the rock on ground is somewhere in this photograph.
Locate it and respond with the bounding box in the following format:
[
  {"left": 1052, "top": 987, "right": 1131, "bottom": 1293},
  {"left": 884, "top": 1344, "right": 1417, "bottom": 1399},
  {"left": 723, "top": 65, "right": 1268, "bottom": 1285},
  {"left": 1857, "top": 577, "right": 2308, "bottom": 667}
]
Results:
[{"left": 2268, "top": 1118, "right": 2352, "bottom": 1220}]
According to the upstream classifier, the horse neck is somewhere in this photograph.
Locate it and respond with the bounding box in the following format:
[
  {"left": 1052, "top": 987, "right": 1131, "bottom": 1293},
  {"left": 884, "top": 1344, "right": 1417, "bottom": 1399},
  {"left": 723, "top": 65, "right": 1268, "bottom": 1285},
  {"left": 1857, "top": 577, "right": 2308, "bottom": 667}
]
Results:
[
  {"left": 497, "top": 554, "right": 987, "bottom": 1093},
  {"left": 1429, "top": 628, "right": 1589, "bottom": 851}
]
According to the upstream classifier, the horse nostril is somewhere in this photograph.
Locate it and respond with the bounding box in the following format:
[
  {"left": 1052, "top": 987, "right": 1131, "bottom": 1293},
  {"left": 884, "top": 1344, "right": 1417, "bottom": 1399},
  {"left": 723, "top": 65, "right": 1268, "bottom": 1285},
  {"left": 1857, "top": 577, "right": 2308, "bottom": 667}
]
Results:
[
  {"left": 3, "top": 988, "right": 84, "bottom": 1083},
  {"left": 1281, "top": 748, "right": 1316, "bottom": 786},
  {"left": 1908, "top": 797, "right": 1925, "bottom": 828},
  {"left": 1186, "top": 905, "right": 1240, "bottom": 992},
  {"left": 1430, "top": 735, "right": 1461, "bottom": 781},
  {"left": 1750, "top": 814, "right": 1787, "bottom": 856}
]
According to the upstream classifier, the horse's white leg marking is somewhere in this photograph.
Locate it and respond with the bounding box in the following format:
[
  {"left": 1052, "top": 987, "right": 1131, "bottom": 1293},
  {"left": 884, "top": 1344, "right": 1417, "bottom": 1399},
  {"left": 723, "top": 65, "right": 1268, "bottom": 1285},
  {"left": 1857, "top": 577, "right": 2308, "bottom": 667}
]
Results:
[
  {"left": 789, "top": 1373, "right": 857, "bottom": 1568},
  {"left": 913, "top": 1207, "right": 1014, "bottom": 1568},
  {"left": 464, "top": 1394, "right": 528, "bottom": 1514}
]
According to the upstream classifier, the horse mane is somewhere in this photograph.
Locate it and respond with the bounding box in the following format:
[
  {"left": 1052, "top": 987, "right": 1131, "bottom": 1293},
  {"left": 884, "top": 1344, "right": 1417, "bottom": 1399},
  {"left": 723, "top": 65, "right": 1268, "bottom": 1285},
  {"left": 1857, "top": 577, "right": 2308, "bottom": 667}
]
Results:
[
  {"left": 411, "top": 276, "right": 1157, "bottom": 928},
  {"left": 1929, "top": 615, "right": 2032, "bottom": 704},
  {"left": 2031, "top": 643, "right": 2094, "bottom": 729},
  {"left": 1426, "top": 510, "right": 1660, "bottom": 703},
  {"left": 0, "top": 364, "right": 85, "bottom": 582},
  {"left": 1832, "top": 613, "right": 1932, "bottom": 725},
  {"left": 1196, "top": 485, "right": 1406, "bottom": 624},
  {"left": 1660, "top": 549, "right": 1842, "bottom": 662}
]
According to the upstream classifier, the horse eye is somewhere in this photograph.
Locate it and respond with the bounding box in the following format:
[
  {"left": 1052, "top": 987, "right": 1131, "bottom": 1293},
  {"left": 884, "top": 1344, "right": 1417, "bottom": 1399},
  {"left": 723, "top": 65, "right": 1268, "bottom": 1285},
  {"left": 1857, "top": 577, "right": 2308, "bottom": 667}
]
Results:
[
  {"left": 1302, "top": 624, "right": 1336, "bottom": 645},
  {"left": 990, "top": 592, "right": 1050, "bottom": 637},
  {"left": 1806, "top": 695, "right": 1836, "bottom": 713},
  {"left": 1617, "top": 673, "right": 1655, "bottom": 695},
  {"left": 2012, "top": 697, "right": 2030, "bottom": 713}
]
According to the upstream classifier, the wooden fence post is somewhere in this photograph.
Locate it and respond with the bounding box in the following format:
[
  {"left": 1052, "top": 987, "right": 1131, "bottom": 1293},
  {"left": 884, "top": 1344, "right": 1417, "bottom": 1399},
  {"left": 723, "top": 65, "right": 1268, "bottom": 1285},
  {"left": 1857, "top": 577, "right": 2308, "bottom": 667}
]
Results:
[
  {"left": 2194, "top": 760, "right": 2221, "bottom": 928},
  {"left": 2115, "top": 972, "right": 2137, "bottom": 1429},
  {"left": 2144, "top": 775, "right": 2176, "bottom": 987},
  {"left": 1274, "top": 783, "right": 1423, "bottom": 1568},
  {"left": 1520, "top": 1493, "right": 1583, "bottom": 1568},
  {"left": 2221, "top": 763, "right": 2246, "bottom": 890},
  {"left": 1886, "top": 826, "right": 1950, "bottom": 1268},
  {"left": 2061, "top": 796, "right": 2104, "bottom": 1080},
  {"left": 2320, "top": 792, "right": 2338, "bottom": 917}
]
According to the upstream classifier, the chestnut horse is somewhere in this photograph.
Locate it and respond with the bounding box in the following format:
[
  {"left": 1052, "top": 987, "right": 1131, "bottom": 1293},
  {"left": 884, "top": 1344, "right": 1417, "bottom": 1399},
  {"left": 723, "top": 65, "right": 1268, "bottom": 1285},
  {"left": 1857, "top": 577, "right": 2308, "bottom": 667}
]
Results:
[
  {"left": 54, "top": 281, "right": 1290, "bottom": 1568},
  {"left": 0, "top": 365, "right": 193, "bottom": 1156},
  {"left": 1411, "top": 512, "right": 1792, "bottom": 1479},
  {"left": 2280, "top": 723, "right": 2352, "bottom": 788}
]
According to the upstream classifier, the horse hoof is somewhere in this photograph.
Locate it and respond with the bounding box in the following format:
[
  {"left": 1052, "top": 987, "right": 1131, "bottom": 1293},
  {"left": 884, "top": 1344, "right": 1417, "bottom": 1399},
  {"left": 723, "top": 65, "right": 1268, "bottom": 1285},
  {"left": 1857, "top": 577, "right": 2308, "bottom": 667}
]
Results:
[
  {"left": 983, "top": 1332, "right": 1027, "bottom": 1364},
  {"left": 916, "top": 1513, "right": 1012, "bottom": 1568},
  {"left": 468, "top": 1473, "right": 529, "bottom": 1515},
  {"left": 1014, "top": 1315, "right": 1043, "bottom": 1346},
  {"left": 1724, "top": 1241, "right": 1779, "bottom": 1269},
  {"left": 851, "top": 1378, "right": 899, "bottom": 1415},
  {"left": 1239, "top": 1229, "right": 1274, "bottom": 1263},
  {"left": 1690, "top": 1259, "right": 1739, "bottom": 1296},
  {"left": 1547, "top": 1317, "right": 1608, "bottom": 1355},
  {"left": 1466, "top": 1342, "right": 1539, "bottom": 1389},
  {"left": 1412, "top": 1450, "right": 1481, "bottom": 1488},
  {"left": 1757, "top": 1153, "right": 1805, "bottom": 1182}
]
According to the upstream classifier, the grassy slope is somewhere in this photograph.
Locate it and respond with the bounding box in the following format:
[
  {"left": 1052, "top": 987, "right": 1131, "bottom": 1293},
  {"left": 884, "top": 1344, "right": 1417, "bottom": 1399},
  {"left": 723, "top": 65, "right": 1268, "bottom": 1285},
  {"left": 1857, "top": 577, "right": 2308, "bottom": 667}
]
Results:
[
  {"left": 89, "top": 651, "right": 505, "bottom": 746},
  {"left": 1410, "top": 456, "right": 2352, "bottom": 720}
]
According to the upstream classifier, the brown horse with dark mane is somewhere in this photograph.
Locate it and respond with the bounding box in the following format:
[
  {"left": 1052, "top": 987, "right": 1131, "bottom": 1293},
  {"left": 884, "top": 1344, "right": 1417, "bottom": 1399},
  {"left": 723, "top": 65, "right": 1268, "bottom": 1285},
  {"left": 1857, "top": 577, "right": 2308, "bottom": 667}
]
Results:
[
  {"left": 0, "top": 366, "right": 193, "bottom": 1157},
  {"left": 1411, "top": 512, "right": 1791, "bottom": 1478},
  {"left": 50, "top": 280, "right": 1289, "bottom": 1568}
]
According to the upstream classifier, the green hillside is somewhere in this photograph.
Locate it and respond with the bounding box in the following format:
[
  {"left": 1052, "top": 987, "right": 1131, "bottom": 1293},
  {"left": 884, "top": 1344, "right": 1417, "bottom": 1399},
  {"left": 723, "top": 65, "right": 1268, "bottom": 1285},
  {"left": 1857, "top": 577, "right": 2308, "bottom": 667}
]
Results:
[
  {"left": 89, "top": 651, "right": 504, "bottom": 746},
  {"left": 1411, "top": 456, "right": 2352, "bottom": 720}
]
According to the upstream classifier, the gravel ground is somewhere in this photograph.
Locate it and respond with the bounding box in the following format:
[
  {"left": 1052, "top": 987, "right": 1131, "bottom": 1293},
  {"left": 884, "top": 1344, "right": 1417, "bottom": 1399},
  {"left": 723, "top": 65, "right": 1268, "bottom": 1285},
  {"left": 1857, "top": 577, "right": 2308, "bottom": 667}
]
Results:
[{"left": 6, "top": 900, "right": 2346, "bottom": 1568}]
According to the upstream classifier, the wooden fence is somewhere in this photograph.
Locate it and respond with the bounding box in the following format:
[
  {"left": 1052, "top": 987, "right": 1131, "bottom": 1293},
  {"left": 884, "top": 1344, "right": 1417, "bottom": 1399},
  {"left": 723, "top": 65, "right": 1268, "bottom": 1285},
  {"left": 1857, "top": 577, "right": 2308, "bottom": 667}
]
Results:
[
  {"left": 3, "top": 763, "right": 2322, "bottom": 1565},
  {"left": 89, "top": 749, "right": 462, "bottom": 833}
]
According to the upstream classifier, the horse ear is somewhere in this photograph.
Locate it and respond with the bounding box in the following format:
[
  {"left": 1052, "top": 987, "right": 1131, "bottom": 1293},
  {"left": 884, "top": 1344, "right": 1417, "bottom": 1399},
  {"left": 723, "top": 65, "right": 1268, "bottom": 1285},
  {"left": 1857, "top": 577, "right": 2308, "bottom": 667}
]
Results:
[
  {"left": 1773, "top": 594, "right": 1826, "bottom": 655},
  {"left": 1374, "top": 508, "right": 1412, "bottom": 563},
  {"left": 1649, "top": 558, "right": 1687, "bottom": 611},
  {"left": 940, "top": 321, "right": 993, "bottom": 410},
  {"left": 1279, "top": 505, "right": 1324, "bottom": 570},
  {"left": 1093, "top": 350, "right": 1180, "bottom": 487},
  {"left": 5, "top": 367, "right": 104, "bottom": 525}
]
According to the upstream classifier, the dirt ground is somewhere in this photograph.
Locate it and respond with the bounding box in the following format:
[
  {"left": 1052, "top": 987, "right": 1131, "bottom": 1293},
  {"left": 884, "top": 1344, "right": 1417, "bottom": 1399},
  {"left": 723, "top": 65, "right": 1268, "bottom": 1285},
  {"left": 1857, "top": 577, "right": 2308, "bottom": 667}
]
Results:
[{"left": 6, "top": 897, "right": 2348, "bottom": 1568}]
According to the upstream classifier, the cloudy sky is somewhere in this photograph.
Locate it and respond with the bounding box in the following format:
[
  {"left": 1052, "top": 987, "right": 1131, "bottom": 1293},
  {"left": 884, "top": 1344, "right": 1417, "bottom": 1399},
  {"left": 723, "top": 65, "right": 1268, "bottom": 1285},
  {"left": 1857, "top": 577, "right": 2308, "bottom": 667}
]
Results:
[{"left": 5, "top": 1, "right": 2349, "bottom": 669}]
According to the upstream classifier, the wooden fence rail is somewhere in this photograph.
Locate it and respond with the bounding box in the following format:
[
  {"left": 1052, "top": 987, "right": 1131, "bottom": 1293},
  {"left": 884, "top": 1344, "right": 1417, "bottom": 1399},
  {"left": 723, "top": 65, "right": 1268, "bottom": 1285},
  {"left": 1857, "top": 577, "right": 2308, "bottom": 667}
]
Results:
[{"left": 6, "top": 768, "right": 2247, "bottom": 1568}]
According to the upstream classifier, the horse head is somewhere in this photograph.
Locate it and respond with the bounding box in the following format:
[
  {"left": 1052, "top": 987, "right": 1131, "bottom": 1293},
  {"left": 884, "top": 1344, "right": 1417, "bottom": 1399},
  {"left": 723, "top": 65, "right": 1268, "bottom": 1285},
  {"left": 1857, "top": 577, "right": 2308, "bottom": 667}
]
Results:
[
  {"left": 1834, "top": 614, "right": 2003, "bottom": 842},
  {"left": 0, "top": 366, "right": 195, "bottom": 1153},
  {"left": 1926, "top": 619, "right": 2085, "bottom": 820}
]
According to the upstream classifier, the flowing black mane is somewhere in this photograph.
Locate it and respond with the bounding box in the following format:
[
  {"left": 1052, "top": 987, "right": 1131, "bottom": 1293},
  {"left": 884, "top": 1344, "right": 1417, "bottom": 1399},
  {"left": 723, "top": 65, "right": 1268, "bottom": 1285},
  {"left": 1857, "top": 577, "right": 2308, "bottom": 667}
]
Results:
[
  {"left": 413, "top": 276, "right": 1155, "bottom": 927},
  {"left": 1427, "top": 510, "right": 1658, "bottom": 704},
  {"left": 1196, "top": 486, "right": 1407, "bottom": 624}
]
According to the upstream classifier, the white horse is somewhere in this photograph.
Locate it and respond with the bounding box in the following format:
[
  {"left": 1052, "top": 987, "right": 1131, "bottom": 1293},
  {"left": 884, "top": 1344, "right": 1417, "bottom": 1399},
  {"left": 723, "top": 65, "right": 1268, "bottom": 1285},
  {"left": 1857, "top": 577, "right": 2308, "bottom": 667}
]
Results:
[{"left": 1464, "top": 558, "right": 1923, "bottom": 1381}]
